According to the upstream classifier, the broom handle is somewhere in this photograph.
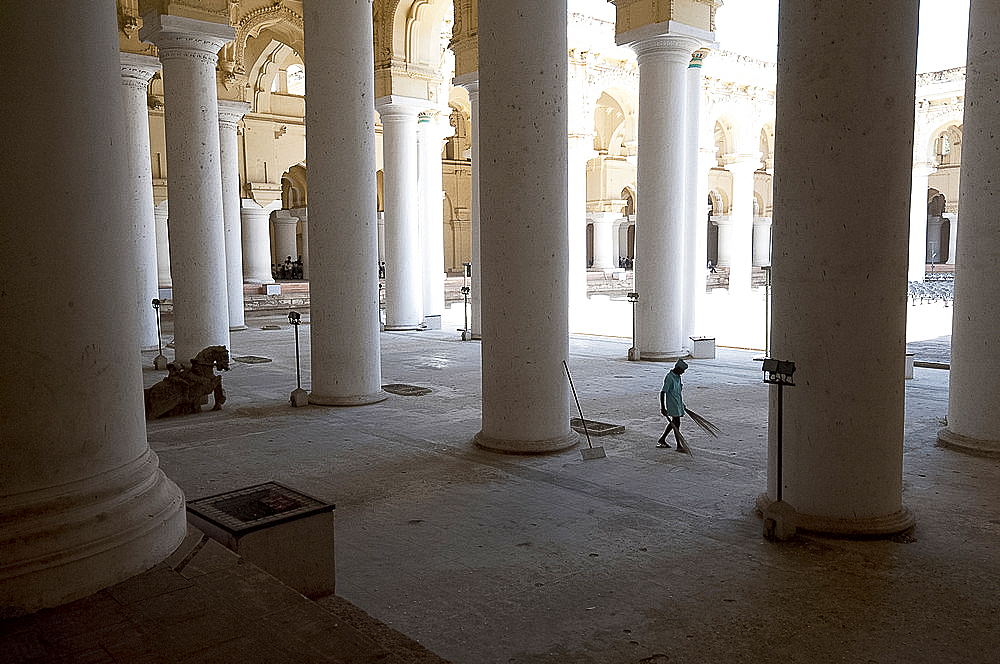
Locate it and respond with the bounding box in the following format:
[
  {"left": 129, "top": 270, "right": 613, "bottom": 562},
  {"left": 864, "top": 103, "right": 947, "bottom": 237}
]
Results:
[{"left": 563, "top": 360, "right": 593, "bottom": 448}]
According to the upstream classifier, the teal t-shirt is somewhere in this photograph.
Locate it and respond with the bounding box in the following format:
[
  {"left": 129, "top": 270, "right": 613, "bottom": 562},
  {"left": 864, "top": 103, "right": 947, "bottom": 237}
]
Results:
[{"left": 661, "top": 371, "right": 685, "bottom": 417}]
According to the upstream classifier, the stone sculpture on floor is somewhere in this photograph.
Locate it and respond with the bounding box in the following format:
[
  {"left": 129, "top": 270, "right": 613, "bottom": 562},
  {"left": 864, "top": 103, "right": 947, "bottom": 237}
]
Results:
[{"left": 145, "top": 345, "right": 230, "bottom": 418}]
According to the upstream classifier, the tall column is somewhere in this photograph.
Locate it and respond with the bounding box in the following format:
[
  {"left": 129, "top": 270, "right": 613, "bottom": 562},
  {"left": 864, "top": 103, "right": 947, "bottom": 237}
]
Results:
[
  {"left": 590, "top": 212, "right": 616, "bottom": 269},
  {"left": 303, "top": 0, "right": 385, "bottom": 406},
  {"left": 120, "top": 52, "right": 162, "bottom": 351},
  {"left": 376, "top": 96, "right": 425, "bottom": 330},
  {"left": 140, "top": 14, "right": 234, "bottom": 365},
  {"left": 241, "top": 199, "right": 275, "bottom": 283},
  {"left": 945, "top": 213, "right": 958, "bottom": 265},
  {"left": 764, "top": 0, "right": 918, "bottom": 536},
  {"left": 271, "top": 209, "right": 300, "bottom": 269},
  {"left": 683, "top": 50, "right": 707, "bottom": 343},
  {"left": 628, "top": 33, "right": 704, "bottom": 360},
  {"left": 291, "top": 206, "right": 310, "bottom": 279},
  {"left": 218, "top": 100, "right": 250, "bottom": 331},
  {"left": 0, "top": 0, "right": 185, "bottom": 614},
  {"left": 476, "top": 0, "right": 575, "bottom": 453},
  {"left": 417, "top": 110, "right": 446, "bottom": 324},
  {"left": 908, "top": 163, "right": 934, "bottom": 281},
  {"left": 154, "top": 200, "right": 171, "bottom": 288},
  {"left": 752, "top": 216, "right": 773, "bottom": 266},
  {"left": 723, "top": 155, "right": 760, "bottom": 293},
  {"left": 939, "top": 0, "right": 1000, "bottom": 456},
  {"left": 454, "top": 75, "right": 482, "bottom": 339}
]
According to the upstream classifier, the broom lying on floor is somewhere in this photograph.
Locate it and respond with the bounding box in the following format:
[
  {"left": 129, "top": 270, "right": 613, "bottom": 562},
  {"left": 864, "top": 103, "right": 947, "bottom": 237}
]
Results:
[{"left": 685, "top": 407, "right": 721, "bottom": 438}]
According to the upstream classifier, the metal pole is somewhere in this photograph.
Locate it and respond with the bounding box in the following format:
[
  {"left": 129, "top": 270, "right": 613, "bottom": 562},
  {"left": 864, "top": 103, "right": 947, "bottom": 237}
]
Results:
[
  {"left": 776, "top": 382, "right": 783, "bottom": 502},
  {"left": 294, "top": 323, "right": 302, "bottom": 390}
]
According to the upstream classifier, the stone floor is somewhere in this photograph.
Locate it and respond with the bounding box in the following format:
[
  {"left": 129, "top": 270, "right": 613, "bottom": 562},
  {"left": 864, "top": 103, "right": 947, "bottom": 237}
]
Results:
[{"left": 4, "top": 303, "right": 997, "bottom": 663}]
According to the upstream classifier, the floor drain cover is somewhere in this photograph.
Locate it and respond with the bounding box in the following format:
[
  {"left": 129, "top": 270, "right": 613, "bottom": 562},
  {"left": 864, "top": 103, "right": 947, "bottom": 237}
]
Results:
[
  {"left": 261, "top": 324, "right": 282, "bottom": 330},
  {"left": 234, "top": 356, "right": 272, "bottom": 364},
  {"left": 382, "top": 384, "right": 432, "bottom": 396},
  {"left": 570, "top": 418, "right": 625, "bottom": 436},
  {"left": 187, "top": 482, "right": 332, "bottom": 535}
]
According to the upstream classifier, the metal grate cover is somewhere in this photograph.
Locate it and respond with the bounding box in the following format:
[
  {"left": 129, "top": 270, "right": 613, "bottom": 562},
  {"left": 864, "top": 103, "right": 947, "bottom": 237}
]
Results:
[
  {"left": 234, "top": 355, "right": 272, "bottom": 364},
  {"left": 382, "top": 384, "right": 432, "bottom": 396},
  {"left": 187, "top": 481, "right": 334, "bottom": 535},
  {"left": 570, "top": 418, "right": 625, "bottom": 436}
]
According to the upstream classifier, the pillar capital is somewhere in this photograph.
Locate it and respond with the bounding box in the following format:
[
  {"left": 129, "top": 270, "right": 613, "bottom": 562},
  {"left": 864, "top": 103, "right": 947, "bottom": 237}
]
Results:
[
  {"left": 217, "top": 99, "right": 250, "bottom": 131},
  {"left": 139, "top": 13, "right": 235, "bottom": 62},
  {"left": 376, "top": 95, "right": 431, "bottom": 122},
  {"left": 629, "top": 32, "right": 708, "bottom": 65},
  {"left": 119, "top": 52, "right": 161, "bottom": 89}
]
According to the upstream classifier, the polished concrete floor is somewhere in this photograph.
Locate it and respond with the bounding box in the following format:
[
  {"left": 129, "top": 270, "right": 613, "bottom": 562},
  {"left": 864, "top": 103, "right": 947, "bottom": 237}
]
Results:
[{"left": 4, "top": 302, "right": 997, "bottom": 663}]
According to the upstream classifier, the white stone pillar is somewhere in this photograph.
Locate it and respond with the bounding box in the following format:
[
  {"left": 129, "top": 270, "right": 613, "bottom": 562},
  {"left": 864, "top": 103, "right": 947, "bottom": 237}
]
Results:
[
  {"left": 945, "top": 213, "right": 958, "bottom": 265},
  {"left": 271, "top": 209, "right": 300, "bottom": 271},
  {"left": 376, "top": 96, "right": 425, "bottom": 330},
  {"left": 291, "top": 206, "right": 310, "bottom": 279},
  {"left": 120, "top": 52, "right": 162, "bottom": 351},
  {"left": 454, "top": 75, "right": 482, "bottom": 338},
  {"left": 908, "top": 163, "right": 934, "bottom": 281},
  {"left": 590, "top": 212, "right": 617, "bottom": 270},
  {"left": 0, "top": 1, "right": 185, "bottom": 614},
  {"left": 417, "top": 110, "right": 446, "bottom": 324},
  {"left": 683, "top": 50, "right": 707, "bottom": 343},
  {"left": 567, "top": 135, "right": 593, "bottom": 332},
  {"left": 765, "top": 0, "right": 918, "bottom": 536},
  {"left": 154, "top": 200, "right": 171, "bottom": 288},
  {"left": 240, "top": 199, "right": 276, "bottom": 283},
  {"left": 724, "top": 155, "right": 760, "bottom": 293},
  {"left": 476, "top": 0, "right": 575, "bottom": 453},
  {"left": 926, "top": 216, "right": 943, "bottom": 264},
  {"left": 939, "top": 0, "right": 1000, "bottom": 455},
  {"left": 218, "top": 100, "right": 250, "bottom": 331},
  {"left": 140, "top": 14, "right": 234, "bottom": 364},
  {"left": 752, "top": 217, "right": 773, "bottom": 266},
  {"left": 625, "top": 31, "right": 705, "bottom": 360},
  {"left": 303, "top": 0, "right": 385, "bottom": 406}
]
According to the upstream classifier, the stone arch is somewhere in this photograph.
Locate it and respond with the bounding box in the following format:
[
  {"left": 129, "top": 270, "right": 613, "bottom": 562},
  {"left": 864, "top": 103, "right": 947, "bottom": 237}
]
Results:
[
  {"left": 374, "top": 0, "right": 453, "bottom": 98},
  {"left": 247, "top": 40, "right": 303, "bottom": 114},
  {"left": 594, "top": 88, "right": 638, "bottom": 157},
  {"left": 234, "top": 4, "right": 304, "bottom": 76},
  {"left": 713, "top": 115, "right": 739, "bottom": 166}
]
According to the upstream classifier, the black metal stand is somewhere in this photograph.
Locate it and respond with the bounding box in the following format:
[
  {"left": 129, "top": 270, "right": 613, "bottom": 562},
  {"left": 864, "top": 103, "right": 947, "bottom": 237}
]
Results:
[
  {"left": 151, "top": 298, "right": 168, "bottom": 370},
  {"left": 288, "top": 311, "right": 307, "bottom": 407}
]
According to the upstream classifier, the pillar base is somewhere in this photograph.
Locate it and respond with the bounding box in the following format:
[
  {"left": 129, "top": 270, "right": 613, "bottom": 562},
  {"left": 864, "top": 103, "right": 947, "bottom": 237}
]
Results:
[
  {"left": 937, "top": 427, "right": 1000, "bottom": 458},
  {"left": 473, "top": 430, "right": 580, "bottom": 455},
  {"left": 309, "top": 390, "right": 388, "bottom": 407},
  {"left": 0, "top": 450, "right": 186, "bottom": 617},
  {"left": 756, "top": 493, "right": 914, "bottom": 538},
  {"left": 637, "top": 349, "right": 690, "bottom": 362},
  {"left": 230, "top": 325, "right": 248, "bottom": 332}
]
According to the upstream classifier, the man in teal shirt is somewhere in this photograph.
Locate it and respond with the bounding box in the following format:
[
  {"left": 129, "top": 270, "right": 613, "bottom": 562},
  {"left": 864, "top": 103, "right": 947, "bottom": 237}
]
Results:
[{"left": 657, "top": 359, "right": 689, "bottom": 452}]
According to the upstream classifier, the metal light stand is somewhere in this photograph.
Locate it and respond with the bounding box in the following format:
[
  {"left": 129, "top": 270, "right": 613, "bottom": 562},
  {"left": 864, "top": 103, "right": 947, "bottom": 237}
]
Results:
[
  {"left": 288, "top": 311, "right": 308, "bottom": 407},
  {"left": 151, "top": 298, "right": 168, "bottom": 370},
  {"left": 460, "top": 261, "right": 471, "bottom": 341},
  {"left": 762, "top": 265, "right": 772, "bottom": 358},
  {"left": 762, "top": 358, "right": 796, "bottom": 540},
  {"left": 627, "top": 291, "right": 639, "bottom": 361}
]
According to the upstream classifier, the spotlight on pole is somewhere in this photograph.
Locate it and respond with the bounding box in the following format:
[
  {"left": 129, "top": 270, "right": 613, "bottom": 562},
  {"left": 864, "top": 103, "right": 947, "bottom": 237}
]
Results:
[
  {"left": 627, "top": 291, "right": 639, "bottom": 361},
  {"left": 288, "top": 311, "right": 308, "bottom": 407},
  {"left": 761, "top": 357, "right": 796, "bottom": 541},
  {"left": 151, "top": 298, "right": 168, "bottom": 370}
]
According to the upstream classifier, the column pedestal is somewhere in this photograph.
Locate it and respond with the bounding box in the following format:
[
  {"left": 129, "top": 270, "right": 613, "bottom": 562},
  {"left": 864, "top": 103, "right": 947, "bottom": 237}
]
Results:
[
  {"left": 140, "top": 14, "right": 235, "bottom": 364},
  {"left": 939, "top": 0, "right": 1000, "bottom": 456}
]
